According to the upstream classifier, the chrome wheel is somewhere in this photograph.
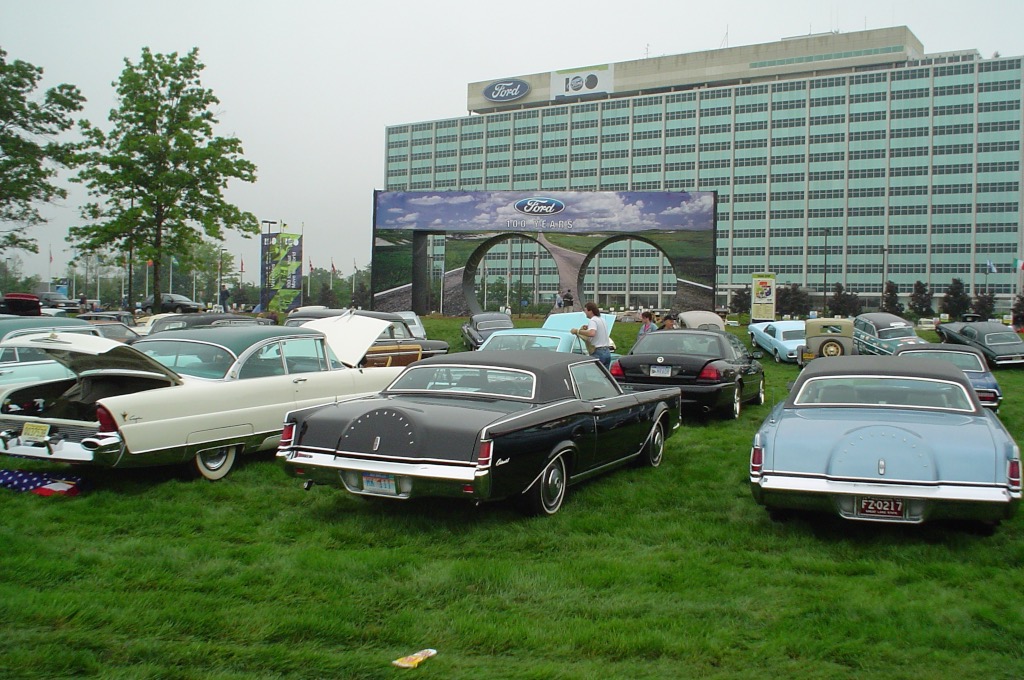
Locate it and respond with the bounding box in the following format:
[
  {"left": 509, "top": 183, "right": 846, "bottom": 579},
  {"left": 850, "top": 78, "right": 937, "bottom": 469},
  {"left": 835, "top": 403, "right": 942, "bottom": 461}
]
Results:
[
  {"left": 640, "top": 421, "right": 664, "bottom": 467},
  {"left": 754, "top": 376, "right": 765, "bottom": 405},
  {"left": 194, "top": 445, "right": 237, "bottom": 481},
  {"left": 521, "top": 454, "right": 567, "bottom": 516},
  {"left": 731, "top": 384, "right": 742, "bottom": 419},
  {"left": 774, "top": 350, "right": 781, "bottom": 363}
]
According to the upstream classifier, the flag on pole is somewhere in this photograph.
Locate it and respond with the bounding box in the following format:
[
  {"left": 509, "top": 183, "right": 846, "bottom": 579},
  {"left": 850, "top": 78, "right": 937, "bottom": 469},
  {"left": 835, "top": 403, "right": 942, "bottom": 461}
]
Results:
[
  {"left": 240, "top": 257, "right": 245, "bottom": 273},
  {"left": 987, "top": 259, "right": 998, "bottom": 274},
  {"left": 309, "top": 257, "right": 313, "bottom": 271},
  {"left": 1014, "top": 258, "right": 1024, "bottom": 271},
  {"left": 49, "top": 247, "right": 53, "bottom": 264},
  {"left": 331, "top": 258, "right": 336, "bottom": 275}
]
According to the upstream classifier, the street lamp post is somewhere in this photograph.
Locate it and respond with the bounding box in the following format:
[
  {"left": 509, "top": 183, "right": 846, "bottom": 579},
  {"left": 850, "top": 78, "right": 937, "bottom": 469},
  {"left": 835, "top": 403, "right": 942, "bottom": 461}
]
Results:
[
  {"left": 880, "top": 245, "right": 888, "bottom": 311},
  {"left": 822, "top": 227, "right": 830, "bottom": 317}
]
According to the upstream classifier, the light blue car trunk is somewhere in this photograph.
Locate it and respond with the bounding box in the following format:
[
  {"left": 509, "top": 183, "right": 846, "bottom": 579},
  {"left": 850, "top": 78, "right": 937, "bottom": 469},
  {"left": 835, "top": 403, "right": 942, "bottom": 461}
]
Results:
[{"left": 767, "top": 408, "right": 1002, "bottom": 484}]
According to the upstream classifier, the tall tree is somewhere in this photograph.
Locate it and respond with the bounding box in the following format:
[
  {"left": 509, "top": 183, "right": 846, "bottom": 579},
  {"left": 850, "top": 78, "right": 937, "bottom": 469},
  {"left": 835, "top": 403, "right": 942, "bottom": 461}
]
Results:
[
  {"left": 828, "top": 282, "right": 863, "bottom": 318},
  {"left": 880, "top": 280, "right": 904, "bottom": 315},
  {"left": 729, "top": 285, "right": 751, "bottom": 315},
  {"left": 71, "top": 47, "right": 257, "bottom": 305},
  {"left": 776, "top": 283, "right": 811, "bottom": 317},
  {"left": 0, "top": 49, "right": 85, "bottom": 251},
  {"left": 940, "top": 278, "right": 972, "bottom": 320},
  {"left": 908, "top": 280, "right": 934, "bottom": 318},
  {"left": 972, "top": 288, "right": 996, "bottom": 320}
]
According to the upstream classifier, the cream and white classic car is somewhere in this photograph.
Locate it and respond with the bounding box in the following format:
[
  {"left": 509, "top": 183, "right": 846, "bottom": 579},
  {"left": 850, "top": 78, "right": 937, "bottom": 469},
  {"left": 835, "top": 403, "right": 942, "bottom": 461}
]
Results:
[{"left": 0, "top": 315, "right": 402, "bottom": 479}]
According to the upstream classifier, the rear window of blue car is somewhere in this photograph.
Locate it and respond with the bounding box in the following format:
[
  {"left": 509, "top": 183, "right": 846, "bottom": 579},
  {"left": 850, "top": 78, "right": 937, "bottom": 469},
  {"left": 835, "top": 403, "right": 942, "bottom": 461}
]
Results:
[{"left": 794, "top": 376, "right": 974, "bottom": 412}]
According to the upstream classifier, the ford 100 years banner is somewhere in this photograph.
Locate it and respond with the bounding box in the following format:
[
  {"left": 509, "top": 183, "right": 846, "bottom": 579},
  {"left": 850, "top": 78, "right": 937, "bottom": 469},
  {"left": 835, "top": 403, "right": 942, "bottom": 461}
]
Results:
[
  {"left": 260, "top": 231, "right": 303, "bottom": 314},
  {"left": 371, "top": 190, "right": 716, "bottom": 316}
]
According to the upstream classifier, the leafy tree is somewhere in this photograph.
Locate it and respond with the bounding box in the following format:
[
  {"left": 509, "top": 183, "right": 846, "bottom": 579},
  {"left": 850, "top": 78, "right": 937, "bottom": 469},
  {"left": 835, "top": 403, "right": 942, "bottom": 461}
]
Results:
[
  {"left": 940, "top": 278, "right": 972, "bottom": 320},
  {"left": 0, "top": 49, "right": 85, "bottom": 252},
  {"left": 908, "top": 280, "right": 934, "bottom": 318},
  {"left": 828, "top": 282, "right": 862, "bottom": 317},
  {"left": 352, "top": 280, "right": 371, "bottom": 309},
  {"left": 880, "top": 280, "right": 904, "bottom": 315},
  {"left": 730, "top": 285, "right": 751, "bottom": 314},
  {"left": 776, "top": 283, "right": 811, "bottom": 317},
  {"left": 972, "top": 288, "right": 996, "bottom": 320},
  {"left": 315, "top": 282, "right": 339, "bottom": 308},
  {"left": 71, "top": 47, "right": 258, "bottom": 307}
]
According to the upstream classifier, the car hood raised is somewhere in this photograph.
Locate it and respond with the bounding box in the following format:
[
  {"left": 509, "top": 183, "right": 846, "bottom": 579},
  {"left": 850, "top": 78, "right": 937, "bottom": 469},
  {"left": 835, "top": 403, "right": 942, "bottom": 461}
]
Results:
[
  {"left": 543, "top": 311, "right": 616, "bottom": 334},
  {"left": 302, "top": 312, "right": 391, "bottom": 367},
  {"left": 0, "top": 332, "right": 184, "bottom": 384}
]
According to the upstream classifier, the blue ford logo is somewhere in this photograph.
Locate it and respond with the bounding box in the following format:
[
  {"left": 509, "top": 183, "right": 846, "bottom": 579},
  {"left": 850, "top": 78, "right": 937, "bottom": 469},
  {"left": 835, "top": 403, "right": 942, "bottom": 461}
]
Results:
[
  {"left": 484, "top": 79, "right": 530, "bottom": 103},
  {"left": 514, "top": 197, "right": 565, "bottom": 215}
]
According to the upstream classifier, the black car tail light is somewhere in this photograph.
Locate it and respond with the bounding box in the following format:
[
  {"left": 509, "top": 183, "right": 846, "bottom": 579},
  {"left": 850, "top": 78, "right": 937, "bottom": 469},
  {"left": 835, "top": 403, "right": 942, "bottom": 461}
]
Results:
[
  {"left": 609, "top": 361, "right": 624, "bottom": 378},
  {"left": 280, "top": 422, "right": 296, "bottom": 449},
  {"left": 477, "top": 440, "right": 493, "bottom": 468},
  {"left": 697, "top": 365, "right": 722, "bottom": 381}
]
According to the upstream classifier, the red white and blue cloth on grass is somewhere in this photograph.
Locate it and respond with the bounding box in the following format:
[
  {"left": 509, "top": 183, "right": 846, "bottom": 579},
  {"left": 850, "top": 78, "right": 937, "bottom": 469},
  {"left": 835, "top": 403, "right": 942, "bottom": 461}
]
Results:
[{"left": 0, "top": 469, "right": 85, "bottom": 496}]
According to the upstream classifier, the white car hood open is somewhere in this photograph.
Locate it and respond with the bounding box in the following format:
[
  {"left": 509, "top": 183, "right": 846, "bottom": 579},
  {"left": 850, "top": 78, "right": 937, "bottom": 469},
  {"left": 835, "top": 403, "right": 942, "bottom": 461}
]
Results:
[
  {"left": 302, "top": 312, "right": 390, "bottom": 367},
  {"left": 0, "top": 332, "right": 184, "bottom": 384}
]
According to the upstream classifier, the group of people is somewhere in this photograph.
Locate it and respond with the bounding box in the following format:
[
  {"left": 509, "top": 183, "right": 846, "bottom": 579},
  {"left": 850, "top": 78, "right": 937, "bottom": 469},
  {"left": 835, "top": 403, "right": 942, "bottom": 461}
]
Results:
[
  {"left": 637, "top": 310, "right": 677, "bottom": 338},
  {"left": 569, "top": 305, "right": 681, "bottom": 368}
]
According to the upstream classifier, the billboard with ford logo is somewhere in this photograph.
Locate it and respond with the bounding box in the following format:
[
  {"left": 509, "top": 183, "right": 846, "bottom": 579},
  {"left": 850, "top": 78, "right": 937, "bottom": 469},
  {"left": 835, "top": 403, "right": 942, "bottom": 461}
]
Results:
[{"left": 371, "top": 190, "right": 717, "bottom": 317}]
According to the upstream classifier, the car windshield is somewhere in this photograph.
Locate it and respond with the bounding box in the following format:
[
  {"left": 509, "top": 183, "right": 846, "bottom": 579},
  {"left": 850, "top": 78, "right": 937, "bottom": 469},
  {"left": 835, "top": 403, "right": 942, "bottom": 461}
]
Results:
[
  {"left": 899, "top": 350, "right": 985, "bottom": 372},
  {"left": 985, "top": 332, "right": 1020, "bottom": 345},
  {"left": 136, "top": 340, "right": 236, "bottom": 380},
  {"left": 877, "top": 326, "right": 916, "bottom": 340},
  {"left": 634, "top": 333, "right": 720, "bottom": 356},
  {"left": 389, "top": 365, "right": 535, "bottom": 399},
  {"left": 781, "top": 330, "right": 805, "bottom": 341},
  {"left": 478, "top": 320, "right": 514, "bottom": 331},
  {"left": 794, "top": 376, "right": 974, "bottom": 411}
]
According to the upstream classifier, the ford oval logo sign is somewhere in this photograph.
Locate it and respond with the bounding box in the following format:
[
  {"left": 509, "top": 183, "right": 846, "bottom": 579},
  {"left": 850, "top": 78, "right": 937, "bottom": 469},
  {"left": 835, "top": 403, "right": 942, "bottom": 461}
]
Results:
[
  {"left": 483, "top": 79, "right": 530, "bottom": 103},
  {"left": 514, "top": 197, "right": 565, "bottom": 216}
]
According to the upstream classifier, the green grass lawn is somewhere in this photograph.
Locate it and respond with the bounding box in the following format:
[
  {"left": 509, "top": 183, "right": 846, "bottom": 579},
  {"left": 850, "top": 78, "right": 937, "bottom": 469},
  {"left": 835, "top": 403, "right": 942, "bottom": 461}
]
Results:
[{"left": 1, "top": 320, "right": 1022, "bottom": 678}]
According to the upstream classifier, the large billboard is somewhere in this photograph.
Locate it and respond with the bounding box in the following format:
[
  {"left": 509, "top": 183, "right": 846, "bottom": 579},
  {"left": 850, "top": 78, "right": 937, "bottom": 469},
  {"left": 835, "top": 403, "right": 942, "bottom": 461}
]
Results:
[
  {"left": 372, "top": 191, "right": 716, "bottom": 317},
  {"left": 374, "top": 191, "right": 714, "bottom": 234}
]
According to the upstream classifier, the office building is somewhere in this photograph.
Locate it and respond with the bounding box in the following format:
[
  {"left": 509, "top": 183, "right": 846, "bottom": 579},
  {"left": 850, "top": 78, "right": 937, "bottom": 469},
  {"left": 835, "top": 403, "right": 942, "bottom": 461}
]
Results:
[{"left": 384, "top": 27, "right": 1022, "bottom": 309}]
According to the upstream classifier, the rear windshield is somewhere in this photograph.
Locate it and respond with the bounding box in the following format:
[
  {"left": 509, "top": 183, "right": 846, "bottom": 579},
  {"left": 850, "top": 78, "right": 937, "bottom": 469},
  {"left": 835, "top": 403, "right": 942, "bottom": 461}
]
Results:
[
  {"left": 794, "top": 376, "right": 974, "bottom": 411},
  {"left": 136, "top": 340, "right": 235, "bottom": 380},
  {"left": 634, "top": 333, "right": 721, "bottom": 356},
  {"left": 389, "top": 365, "right": 535, "bottom": 399},
  {"left": 899, "top": 350, "right": 985, "bottom": 372}
]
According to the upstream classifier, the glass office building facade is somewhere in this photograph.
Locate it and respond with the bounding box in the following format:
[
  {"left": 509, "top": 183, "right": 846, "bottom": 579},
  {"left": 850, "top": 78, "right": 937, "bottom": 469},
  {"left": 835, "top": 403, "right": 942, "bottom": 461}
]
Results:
[{"left": 385, "top": 27, "right": 1023, "bottom": 309}]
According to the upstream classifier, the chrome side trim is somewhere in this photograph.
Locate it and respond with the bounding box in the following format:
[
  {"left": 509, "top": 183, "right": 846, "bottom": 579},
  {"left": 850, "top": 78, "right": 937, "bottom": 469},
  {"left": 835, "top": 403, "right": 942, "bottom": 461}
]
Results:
[{"left": 283, "top": 450, "right": 478, "bottom": 482}]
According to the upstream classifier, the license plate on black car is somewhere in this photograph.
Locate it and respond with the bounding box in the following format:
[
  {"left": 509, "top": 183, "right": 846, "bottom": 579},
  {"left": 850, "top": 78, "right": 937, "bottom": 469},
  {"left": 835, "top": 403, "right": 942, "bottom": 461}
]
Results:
[
  {"left": 650, "top": 365, "right": 671, "bottom": 378},
  {"left": 362, "top": 473, "right": 397, "bottom": 495},
  {"left": 857, "top": 496, "right": 904, "bottom": 518}
]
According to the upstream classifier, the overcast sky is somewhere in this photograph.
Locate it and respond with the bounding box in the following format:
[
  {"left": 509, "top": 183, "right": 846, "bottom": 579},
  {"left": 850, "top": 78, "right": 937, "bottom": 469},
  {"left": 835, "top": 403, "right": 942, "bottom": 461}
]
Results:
[{"left": 3, "top": 0, "right": 1024, "bottom": 284}]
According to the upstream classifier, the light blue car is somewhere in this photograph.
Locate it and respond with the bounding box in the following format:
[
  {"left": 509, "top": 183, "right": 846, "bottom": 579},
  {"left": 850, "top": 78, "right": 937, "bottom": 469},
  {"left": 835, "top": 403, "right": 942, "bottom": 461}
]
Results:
[
  {"left": 749, "top": 356, "right": 1020, "bottom": 529},
  {"left": 748, "top": 320, "right": 805, "bottom": 363},
  {"left": 478, "top": 327, "right": 589, "bottom": 354}
]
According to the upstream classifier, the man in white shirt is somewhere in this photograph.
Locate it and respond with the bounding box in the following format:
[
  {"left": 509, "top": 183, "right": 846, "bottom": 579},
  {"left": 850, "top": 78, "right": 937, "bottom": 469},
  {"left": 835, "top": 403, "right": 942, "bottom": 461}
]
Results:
[{"left": 571, "top": 301, "right": 612, "bottom": 367}]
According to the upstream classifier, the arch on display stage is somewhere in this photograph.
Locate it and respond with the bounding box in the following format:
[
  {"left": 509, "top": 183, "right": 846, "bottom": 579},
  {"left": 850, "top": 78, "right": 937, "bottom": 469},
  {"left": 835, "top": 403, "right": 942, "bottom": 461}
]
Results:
[{"left": 371, "top": 190, "right": 717, "bottom": 315}]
